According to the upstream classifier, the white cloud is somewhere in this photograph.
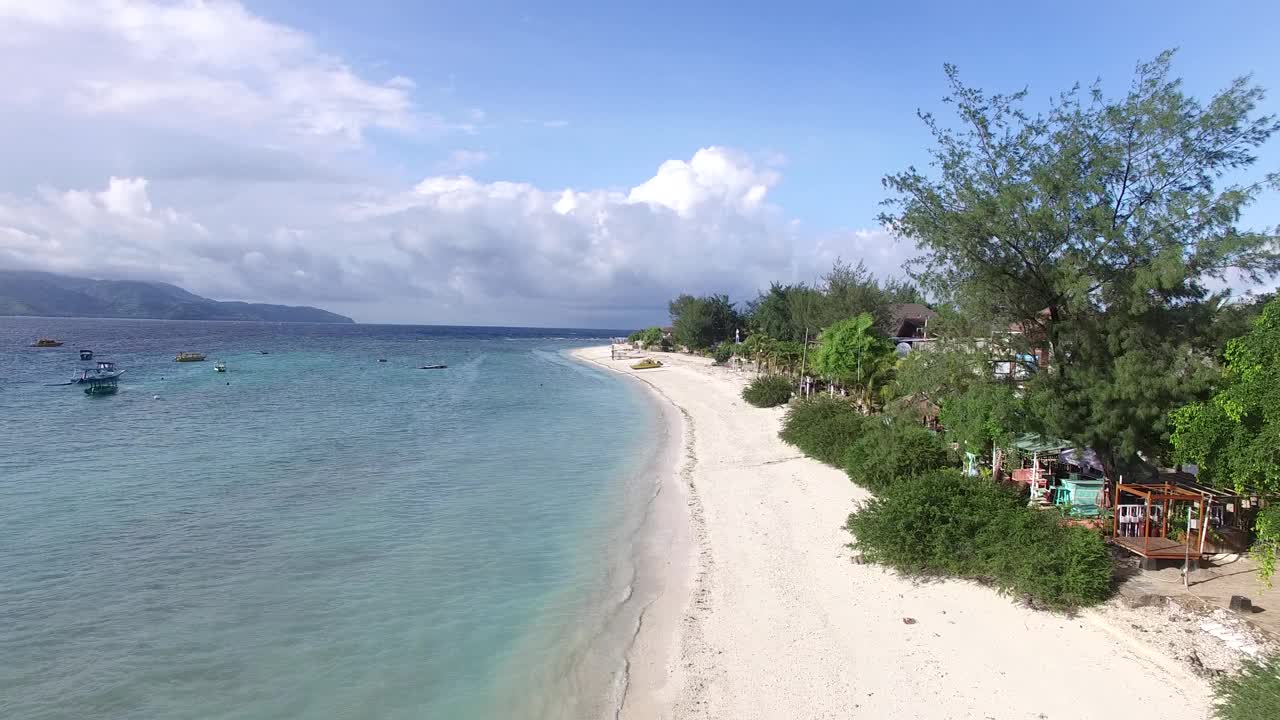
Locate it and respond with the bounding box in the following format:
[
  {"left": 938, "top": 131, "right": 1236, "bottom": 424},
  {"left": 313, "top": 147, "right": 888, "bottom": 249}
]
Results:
[
  {"left": 0, "top": 148, "right": 911, "bottom": 324},
  {"left": 436, "top": 150, "right": 491, "bottom": 173},
  {"left": 0, "top": 2, "right": 916, "bottom": 326},
  {"left": 0, "top": 0, "right": 423, "bottom": 147}
]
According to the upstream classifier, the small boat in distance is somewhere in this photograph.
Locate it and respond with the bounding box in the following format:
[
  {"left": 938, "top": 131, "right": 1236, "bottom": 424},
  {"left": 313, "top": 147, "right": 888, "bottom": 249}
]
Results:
[
  {"left": 32, "top": 338, "right": 63, "bottom": 347},
  {"left": 176, "top": 352, "right": 207, "bottom": 362},
  {"left": 418, "top": 364, "right": 448, "bottom": 370},
  {"left": 214, "top": 360, "right": 227, "bottom": 373},
  {"left": 80, "top": 349, "right": 94, "bottom": 360}
]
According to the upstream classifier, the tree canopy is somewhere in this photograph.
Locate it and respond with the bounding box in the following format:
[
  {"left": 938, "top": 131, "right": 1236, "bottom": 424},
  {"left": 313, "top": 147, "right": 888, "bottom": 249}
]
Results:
[
  {"left": 812, "top": 313, "right": 895, "bottom": 413},
  {"left": 669, "top": 293, "right": 739, "bottom": 350},
  {"left": 1170, "top": 296, "right": 1280, "bottom": 495},
  {"left": 881, "top": 51, "right": 1280, "bottom": 473}
]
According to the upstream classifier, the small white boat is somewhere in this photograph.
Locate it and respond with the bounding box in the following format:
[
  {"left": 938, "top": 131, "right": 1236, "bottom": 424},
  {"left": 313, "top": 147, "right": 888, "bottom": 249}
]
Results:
[{"left": 214, "top": 360, "right": 227, "bottom": 373}]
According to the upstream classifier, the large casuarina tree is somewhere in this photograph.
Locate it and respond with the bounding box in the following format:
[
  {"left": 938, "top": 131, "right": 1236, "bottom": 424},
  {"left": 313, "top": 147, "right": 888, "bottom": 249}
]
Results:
[{"left": 881, "top": 51, "right": 1280, "bottom": 475}]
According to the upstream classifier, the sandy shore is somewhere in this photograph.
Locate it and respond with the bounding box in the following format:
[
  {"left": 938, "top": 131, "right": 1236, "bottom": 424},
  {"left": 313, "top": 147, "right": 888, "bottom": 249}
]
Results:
[{"left": 572, "top": 345, "right": 1211, "bottom": 720}]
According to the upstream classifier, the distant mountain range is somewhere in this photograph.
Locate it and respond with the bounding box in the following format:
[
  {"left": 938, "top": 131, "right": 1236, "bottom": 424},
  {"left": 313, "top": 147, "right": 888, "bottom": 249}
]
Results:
[{"left": 0, "top": 270, "right": 354, "bottom": 323}]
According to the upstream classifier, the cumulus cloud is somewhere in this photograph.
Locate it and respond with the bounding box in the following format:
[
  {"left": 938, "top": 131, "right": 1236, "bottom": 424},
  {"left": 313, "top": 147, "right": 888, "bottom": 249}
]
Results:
[
  {"left": 0, "top": 2, "right": 915, "bottom": 326},
  {"left": 0, "top": 0, "right": 425, "bottom": 147},
  {"left": 0, "top": 148, "right": 911, "bottom": 325}
]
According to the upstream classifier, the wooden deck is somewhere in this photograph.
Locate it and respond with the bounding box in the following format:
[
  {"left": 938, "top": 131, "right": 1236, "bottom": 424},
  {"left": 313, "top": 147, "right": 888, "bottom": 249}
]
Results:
[{"left": 1113, "top": 535, "right": 1198, "bottom": 559}]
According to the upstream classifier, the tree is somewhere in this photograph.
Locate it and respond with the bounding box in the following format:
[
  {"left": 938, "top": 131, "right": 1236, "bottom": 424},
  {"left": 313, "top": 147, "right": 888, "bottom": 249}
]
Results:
[
  {"left": 812, "top": 313, "right": 895, "bottom": 413},
  {"left": 939, "top": 382, "right": 1027, "bottom": 459},
  {"left": 636, "top": 327, "right": 663, "bottom": 348},
  {"left": 1170, "top": 297, "right": 1280, "bottom": 585},
  {"left": 747, "top": 283, "right": 803, "bottom": 342},
  {"left": 881, "top": 51, "right": 1280, "bottom": 475},
  {"left": 669, "top": 294, "right": 738, "bottom": 350},
  {"left": 1170, "top": 296, "right": 1280, "bottom": 495}
]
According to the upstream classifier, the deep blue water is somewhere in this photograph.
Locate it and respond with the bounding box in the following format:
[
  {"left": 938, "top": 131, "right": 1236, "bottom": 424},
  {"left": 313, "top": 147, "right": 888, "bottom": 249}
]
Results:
[{"left": 0, "top": 317, "right": 656, "bottom": 719}]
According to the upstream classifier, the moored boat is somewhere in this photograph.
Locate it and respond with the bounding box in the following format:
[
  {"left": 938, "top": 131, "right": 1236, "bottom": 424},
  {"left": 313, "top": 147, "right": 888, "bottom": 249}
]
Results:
[
  {"left": 80, "top": 349, "right": 94, "bottom": 360},
  {"left": 176, "top": 352, "right": 207, "bottom": 362},
  {"left": 32, "top": 338, "right": 63, "bottom": 347},
  {"left": 83, "top": 375, "right": 119, "bottom": 396},
  {"left": 72, "top": 361, "right": 125, "bottom": 385},
  {"left": 214, "top": 360, "right": 227, "bottom": 372},
  {"left": 418, "top": 364, "right": 448, "bottom": 370}
]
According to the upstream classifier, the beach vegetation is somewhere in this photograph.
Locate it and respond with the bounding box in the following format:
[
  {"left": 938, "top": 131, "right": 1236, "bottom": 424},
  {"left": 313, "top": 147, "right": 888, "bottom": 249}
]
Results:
[
  {"left": 1213, "top": 653, "right": 1280, "bottom": 720},
  {"left": 1170, "top": 296, "right": 1280, "bottom": 583},
  {"left": 812, "top": 313, "right": 896, "bottom": 413},
  {"left": 846, "top": 470, "right": 1113, "bottom": 609},
  {"left": 669, "top": 294, "right": 740, "bottom": 350},
  {"left": 712, "top": 342, "right": 735, "bottom": 365},
  {"left": 743, "top": 375, "right": 793, "bottom": 408},
  {"left": 880, "top": 51, "right": 1280, "bottom": 477},
  {"left": 636, "top": 327, "right": 664, "bottom": 348},
  {"left": 843, "top": 417, "right": 950, "bottom": 493},
  {"left": 779, "top": 396, "right": 868, "bottom": 466}
]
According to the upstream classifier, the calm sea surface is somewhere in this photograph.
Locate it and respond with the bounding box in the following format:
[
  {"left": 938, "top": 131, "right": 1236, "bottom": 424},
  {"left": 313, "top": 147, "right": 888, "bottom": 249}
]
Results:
[{"left": 0, "top": 317, "right": 658, "bottom": 720}]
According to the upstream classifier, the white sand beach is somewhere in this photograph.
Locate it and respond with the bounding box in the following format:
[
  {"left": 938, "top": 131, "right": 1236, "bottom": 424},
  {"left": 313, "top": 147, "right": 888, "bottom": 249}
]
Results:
[{"left": 572, "top": 345, "right": 1211, "bottom": 720}]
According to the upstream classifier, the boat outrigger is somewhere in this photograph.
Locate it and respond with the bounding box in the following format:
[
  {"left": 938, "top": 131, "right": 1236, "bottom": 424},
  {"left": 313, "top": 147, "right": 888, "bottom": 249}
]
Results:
[
  {"left": 176, "top": 352, "right": 207, "bottom": 362},
  {"left": 32, "top": 338, "right": 63, "bottom": 347}
]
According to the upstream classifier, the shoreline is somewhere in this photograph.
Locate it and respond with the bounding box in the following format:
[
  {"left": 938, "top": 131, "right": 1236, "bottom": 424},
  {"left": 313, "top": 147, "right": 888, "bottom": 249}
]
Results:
[{"left": 571, "top": 345, "right": 1211, "bottom": 719}]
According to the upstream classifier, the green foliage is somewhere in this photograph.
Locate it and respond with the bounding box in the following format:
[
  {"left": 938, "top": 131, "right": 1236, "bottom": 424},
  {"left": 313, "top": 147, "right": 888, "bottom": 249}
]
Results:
[
  {"left": 743, "top": 375, "right": 793, "bottom": 408},
  {"left": 1213, "top": 653, "right": 1280, "bottom": 720},
  {"left": 881, "top": 51, "right": 1280, "bottom": 472},
  {"left": 779, "top": 396, "right": 867, "bottom": 466},
  {"left": 846, "top": 470, "right": 1113, "bottom": 609},
  {"left": 1251, "top": 506, "right": 1280, "bottom": 586},
  {"left": 712, "top": 342, "right": 735, "bottom": 365},
  {"left": 669, "top": 294, "right": 739, "bottom": 350},
  {"left": 843, "top": 417, "right": 950, "bottom": 493},
  {"left": 744, "top": 261, "right": 926, "bottom": 347},
  {"left": 939, "top": 382, "right": 1027, "bottom": 456},
  {"left": 1172, "top": 297, "right": 1280, "bottom": 496},
  {"left": 812, "top": 313, "right": 896, "bottom": 413},
  {"left": 637, "top": 327, "right": 664, "bottom": 348}
]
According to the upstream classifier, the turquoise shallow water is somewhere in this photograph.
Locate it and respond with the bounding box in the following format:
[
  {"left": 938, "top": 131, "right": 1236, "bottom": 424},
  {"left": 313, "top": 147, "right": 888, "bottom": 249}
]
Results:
[{"left": 0, "top": 318, "right": 656, "bottom": 719}]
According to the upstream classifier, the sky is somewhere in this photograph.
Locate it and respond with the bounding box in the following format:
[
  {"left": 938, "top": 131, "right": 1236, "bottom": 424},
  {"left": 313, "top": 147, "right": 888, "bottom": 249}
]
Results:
[{"left": 1, "top": 0, "right": 1278, "bottom": 327}]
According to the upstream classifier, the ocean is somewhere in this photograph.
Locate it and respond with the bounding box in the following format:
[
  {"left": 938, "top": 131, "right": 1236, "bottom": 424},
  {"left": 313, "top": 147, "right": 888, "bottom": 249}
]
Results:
[{"left": 0, "top": 317, "right": 664, "bottom": 720}]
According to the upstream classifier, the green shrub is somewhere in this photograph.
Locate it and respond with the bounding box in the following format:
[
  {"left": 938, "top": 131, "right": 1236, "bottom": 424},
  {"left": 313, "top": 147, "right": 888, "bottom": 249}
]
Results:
[
  {"left": 846, "top": 469, "right": 1113, "bottom": 610},
  {"left": 779, "top": 396, "right": 867, "bottom": 466},
  {"left": 843, "top": 417, "right": 950, "bottom": 493},
  {"left": 1214, "top": 654, "right": 1280, "bottom": 720},
  {"left": 713, "top": 342, "right": 735, "bottom": 365},
  {"left": 743, "top": 375, "right": 793, "bottom": 407}
]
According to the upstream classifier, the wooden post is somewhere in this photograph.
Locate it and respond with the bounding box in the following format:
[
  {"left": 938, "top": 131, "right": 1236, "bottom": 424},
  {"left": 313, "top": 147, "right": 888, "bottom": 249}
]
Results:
[{"left": 1143, "top": 492, "right": 1152, "bottom": 554}]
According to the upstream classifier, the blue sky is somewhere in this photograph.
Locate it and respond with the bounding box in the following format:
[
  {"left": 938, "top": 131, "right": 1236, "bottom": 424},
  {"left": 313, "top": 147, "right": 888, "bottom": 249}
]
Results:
[
  {"left": 255, "top": 0, "right": 1280, "bottom": 231},
  {"left": 1, "top": 1, "right": 1277, "bottom": 326}
]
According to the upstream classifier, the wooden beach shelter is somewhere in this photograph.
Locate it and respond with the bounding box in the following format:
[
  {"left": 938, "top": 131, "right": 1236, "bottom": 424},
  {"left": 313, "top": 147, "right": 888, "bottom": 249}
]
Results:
[{"left": 1113, "top": 482, "right": 1207, "bottom": 563}]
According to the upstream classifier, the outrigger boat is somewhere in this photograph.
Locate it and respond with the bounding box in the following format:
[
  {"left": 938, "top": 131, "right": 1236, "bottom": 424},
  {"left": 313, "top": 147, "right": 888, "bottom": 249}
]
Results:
[
  {"left": 80, "top": 349, "right": 94, "bottom": 360},
  {"left": 32, "top": 338, "right": 63, "bottom": 347},
  {"left": 83, "top": 374, "right": 119, "bottom": 396},
  {"left": 214, "top": 360, "right": 227, "bottom": 372},
  {"left": 418, "top": 364, "right": 448, "bottom": 370},
  {"left": 72, "top": 361, "right": 125, "bottom": 385},
  {"left": 176, "top": 351, "right": 207, "bottom": 362}
]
